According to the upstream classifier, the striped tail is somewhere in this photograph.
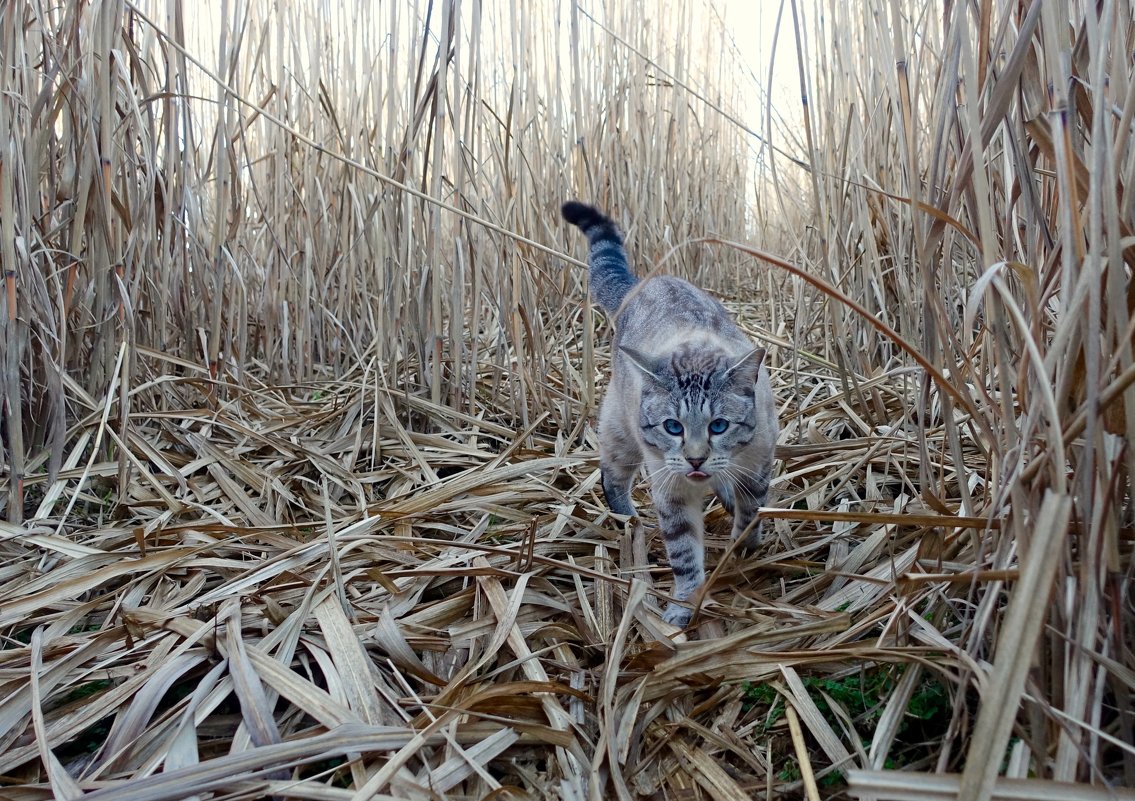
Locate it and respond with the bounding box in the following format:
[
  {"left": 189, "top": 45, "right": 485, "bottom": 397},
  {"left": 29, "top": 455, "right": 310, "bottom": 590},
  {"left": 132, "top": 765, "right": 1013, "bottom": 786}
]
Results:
[{"left": 561, "top": 201, "right": 638, "bottom": 313}]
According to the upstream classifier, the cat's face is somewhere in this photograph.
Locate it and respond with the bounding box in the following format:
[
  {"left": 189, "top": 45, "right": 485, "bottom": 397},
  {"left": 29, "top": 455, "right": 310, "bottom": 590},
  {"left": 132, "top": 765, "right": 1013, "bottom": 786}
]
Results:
[{"left": 623, "top": 344, "right": 765, "bottom": 484}]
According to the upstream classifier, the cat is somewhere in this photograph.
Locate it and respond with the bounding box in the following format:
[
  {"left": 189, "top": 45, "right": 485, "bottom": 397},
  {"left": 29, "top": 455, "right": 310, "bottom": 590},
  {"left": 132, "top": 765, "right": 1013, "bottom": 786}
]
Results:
[{"left": 562, "top": 201, "right": 778, "bottom": 627}]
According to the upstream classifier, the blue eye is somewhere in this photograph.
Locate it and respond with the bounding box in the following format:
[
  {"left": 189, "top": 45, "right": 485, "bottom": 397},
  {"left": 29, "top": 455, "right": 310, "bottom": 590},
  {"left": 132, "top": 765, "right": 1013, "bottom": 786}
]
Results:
[
  {"left": 662, "top": 419, "right": 684, "bottom": 436},
  {"left": 708, "top": 418, "right": 729, "bottom": 435}
]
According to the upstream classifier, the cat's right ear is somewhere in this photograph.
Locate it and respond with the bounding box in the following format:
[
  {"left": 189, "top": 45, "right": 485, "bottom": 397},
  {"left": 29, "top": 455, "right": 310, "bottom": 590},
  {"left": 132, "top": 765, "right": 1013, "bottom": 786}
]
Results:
[
  {"left": 619, "top": 346, "right": 666, "bottom": 381},
  {"left": 721, "top": 342, "right": 767, "bottom": 383},
  {"left": 726, "top": 347, "right": 766, "bottom": 382}
]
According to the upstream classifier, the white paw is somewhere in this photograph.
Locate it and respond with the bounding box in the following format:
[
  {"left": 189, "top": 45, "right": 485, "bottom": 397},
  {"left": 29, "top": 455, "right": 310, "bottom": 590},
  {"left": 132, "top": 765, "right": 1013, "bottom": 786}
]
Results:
[{"left": 663, "top": 603, "right": 692, "bottom": 628}]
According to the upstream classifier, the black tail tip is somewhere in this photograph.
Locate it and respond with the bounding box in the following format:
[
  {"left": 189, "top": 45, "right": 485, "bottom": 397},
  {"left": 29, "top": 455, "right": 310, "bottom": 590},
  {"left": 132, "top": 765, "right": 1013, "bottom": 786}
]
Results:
[{"left": 561, "top": 200, "right": 608, "bottom": 229}]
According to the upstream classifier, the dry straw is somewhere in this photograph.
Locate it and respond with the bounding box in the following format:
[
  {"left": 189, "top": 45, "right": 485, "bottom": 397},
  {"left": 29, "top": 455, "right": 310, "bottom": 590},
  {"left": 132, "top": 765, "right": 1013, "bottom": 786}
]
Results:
[{"left": 0, "top": 0, "right": 1131, "bottom": 798}]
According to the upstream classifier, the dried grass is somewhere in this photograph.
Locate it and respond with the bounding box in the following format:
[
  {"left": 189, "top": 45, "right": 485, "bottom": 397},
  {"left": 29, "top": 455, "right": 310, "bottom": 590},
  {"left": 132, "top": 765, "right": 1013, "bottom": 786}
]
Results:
[{"left": 0, "top": 0, "right": 1132, "bottom": 799}]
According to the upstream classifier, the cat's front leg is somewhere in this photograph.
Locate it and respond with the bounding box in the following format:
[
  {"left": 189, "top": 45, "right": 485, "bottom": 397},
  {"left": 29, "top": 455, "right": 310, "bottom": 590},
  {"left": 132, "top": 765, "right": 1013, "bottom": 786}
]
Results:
[
  {"left": 713, "top": 480, "right": 735, "bottom": 516},
  {"left": 653, "top": 485, "right": 706, "bottom": 627},
  {"left": 727, "top": 461, "right": 773, "bottom": 550},
  {"left": 598, "top": 404, "right": 641, "bottom": 517}
]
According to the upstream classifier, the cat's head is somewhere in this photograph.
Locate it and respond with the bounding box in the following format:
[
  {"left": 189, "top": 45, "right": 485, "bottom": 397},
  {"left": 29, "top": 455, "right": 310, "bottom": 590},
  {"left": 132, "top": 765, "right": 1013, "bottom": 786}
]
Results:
[{"left": 622, "top": 342, "right": 766, "bottom": 482}]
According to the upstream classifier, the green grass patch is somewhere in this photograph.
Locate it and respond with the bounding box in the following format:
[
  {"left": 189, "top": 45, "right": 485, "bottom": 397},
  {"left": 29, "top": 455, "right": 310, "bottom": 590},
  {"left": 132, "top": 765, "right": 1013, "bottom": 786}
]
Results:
[{"left": 743, "top": 667, "right": 955, "bottom": 778}]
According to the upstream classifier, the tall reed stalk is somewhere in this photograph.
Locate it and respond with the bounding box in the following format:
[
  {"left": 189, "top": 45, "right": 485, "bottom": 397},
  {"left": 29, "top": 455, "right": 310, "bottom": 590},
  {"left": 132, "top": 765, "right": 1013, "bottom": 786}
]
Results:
[
  {"left": 761, "top": 0, "right": 1135, "bottom": 790},
  {"left": 0, "top": 0, "right": 751, "bottom": 521}
]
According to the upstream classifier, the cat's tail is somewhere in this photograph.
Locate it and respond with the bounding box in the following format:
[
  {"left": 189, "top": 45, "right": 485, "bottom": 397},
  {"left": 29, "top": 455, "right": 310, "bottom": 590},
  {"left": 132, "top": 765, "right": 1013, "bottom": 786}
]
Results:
[{"left": 561, "top": 201, "right": 638, "bottom": 314}]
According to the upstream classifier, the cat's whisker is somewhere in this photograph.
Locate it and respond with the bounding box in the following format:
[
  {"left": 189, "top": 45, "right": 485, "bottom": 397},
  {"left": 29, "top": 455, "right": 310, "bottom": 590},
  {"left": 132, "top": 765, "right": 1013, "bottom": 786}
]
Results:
[
  {"left": 719, "top": 463, "right": 766, "bottom": 481},
  {"left": 720, "top": 465, "right": 771, "bottom": 496},
  {"left": 726, "top": 465, "right": 771, "bottom": 501}
]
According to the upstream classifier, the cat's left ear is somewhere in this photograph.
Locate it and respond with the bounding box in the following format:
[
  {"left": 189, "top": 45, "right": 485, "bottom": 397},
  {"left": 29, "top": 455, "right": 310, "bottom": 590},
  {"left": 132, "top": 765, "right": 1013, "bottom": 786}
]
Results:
[{"left": 726, "top": 347, "right": 766, "bottom": 382}]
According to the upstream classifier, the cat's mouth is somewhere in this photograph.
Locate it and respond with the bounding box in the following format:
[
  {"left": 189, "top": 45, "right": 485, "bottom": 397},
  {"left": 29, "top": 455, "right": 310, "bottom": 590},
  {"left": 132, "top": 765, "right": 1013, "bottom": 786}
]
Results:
[{"left": 686, "top": 470, "right": 711, "bottom": 480}]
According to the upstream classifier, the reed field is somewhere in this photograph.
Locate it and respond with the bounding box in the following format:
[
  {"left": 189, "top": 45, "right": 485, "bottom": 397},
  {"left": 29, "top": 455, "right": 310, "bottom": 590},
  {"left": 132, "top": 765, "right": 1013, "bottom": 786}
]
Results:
[{"left": 0, "top": 0, "right": 1132, "bottom": 798}]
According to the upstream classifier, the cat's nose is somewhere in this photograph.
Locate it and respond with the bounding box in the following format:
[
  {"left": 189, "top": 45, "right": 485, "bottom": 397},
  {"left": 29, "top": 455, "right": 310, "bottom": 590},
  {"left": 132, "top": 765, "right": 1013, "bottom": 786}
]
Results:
[{"left": 686, "top": 456, "right": 705, "bottom": 469}]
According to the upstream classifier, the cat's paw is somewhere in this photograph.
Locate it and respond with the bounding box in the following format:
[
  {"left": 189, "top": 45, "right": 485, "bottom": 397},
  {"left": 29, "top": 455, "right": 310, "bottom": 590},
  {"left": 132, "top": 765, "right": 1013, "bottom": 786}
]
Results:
[
  {"left": 662, "top": 602, "right": 692, "bottom": 628},
  {"left": 733, "top": 519, "right": 765, "bottom": 551}
]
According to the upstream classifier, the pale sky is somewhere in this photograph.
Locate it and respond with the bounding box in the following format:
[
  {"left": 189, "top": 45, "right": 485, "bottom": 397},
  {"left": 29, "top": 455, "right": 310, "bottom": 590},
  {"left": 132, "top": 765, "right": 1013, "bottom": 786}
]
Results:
[{"left": 717, "top": 0, "right": 811, "bottom": 180}]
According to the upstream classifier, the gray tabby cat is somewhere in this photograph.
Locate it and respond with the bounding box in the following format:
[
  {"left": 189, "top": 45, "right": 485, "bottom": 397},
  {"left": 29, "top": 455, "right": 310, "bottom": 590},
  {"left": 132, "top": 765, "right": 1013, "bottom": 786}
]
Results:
[{"left": 562, "top": 201, "right": 778, "bottom": 627}]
